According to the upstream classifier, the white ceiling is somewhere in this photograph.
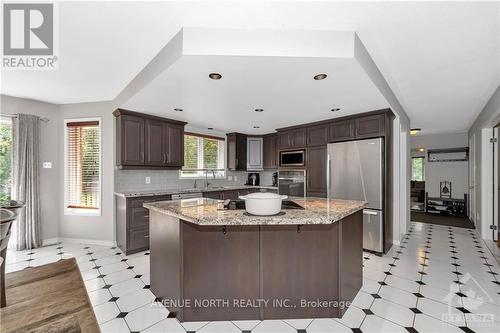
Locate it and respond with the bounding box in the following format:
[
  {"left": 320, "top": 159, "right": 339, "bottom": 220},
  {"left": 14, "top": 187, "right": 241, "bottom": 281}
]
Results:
[
  {"left": 1, "top": 1, "right": 499, "bottom": 134},
  {"left": 123, "top": 55, "right": 389, "bottom": 134}
]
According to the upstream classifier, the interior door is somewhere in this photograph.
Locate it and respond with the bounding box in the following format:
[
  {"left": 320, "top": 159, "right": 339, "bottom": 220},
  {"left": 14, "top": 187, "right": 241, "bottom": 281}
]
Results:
[
  {"left": 494, "top": 126, "right": 499, "bottom": 243},
  {"left": 468, "top": 135, "right": 476, "bottom": 225}
]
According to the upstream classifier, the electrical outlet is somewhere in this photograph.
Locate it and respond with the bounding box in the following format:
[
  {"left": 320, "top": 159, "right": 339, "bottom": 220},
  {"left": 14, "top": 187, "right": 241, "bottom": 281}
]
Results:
[
  {"left": 42, "top": 162, "right": 52, "bottom": 169},
  {"left": 228, "top": 176, "right": 233, "bottom": 181},
  {"left": 234, "top": 176, "right": 238, "bottom": 181},
  {"left": 145, "top": 177, "right": 151, "bottom": 184}
]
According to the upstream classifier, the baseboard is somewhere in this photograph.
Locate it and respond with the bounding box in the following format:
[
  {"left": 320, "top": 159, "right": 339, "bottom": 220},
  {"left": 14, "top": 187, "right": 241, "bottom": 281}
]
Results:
[
  {"left": 59, "top": 238, "right": 116, "bottom": 247},
  {"left": 42, "top": 237, "right": 116, "bottom": 247},
  {"left": 42, "top": 238, "right": 59, "bottom": 246}
]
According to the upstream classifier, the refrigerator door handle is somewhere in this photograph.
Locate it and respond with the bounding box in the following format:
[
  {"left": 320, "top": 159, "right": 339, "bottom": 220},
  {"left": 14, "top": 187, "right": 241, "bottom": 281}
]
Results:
[{"left": 363, "top": 210, "right": 379, "bottom": 216}]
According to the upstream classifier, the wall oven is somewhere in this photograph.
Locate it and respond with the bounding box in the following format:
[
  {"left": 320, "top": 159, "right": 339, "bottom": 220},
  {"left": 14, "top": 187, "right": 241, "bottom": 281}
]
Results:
[
  {"left": 278, "top": 170, "right": 306, "bottom": 198},
  {"left": 280, "top": 150, "right": 305, "bottom": 167}
]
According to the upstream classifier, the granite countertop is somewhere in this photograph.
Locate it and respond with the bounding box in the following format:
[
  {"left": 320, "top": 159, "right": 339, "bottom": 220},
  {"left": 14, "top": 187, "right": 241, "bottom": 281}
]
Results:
[
  {"left": 114, "top": 185, "right": 278, "bottom": 198},
  {"left": 143, "top": 197, "right": 367, "bottom": 226}
]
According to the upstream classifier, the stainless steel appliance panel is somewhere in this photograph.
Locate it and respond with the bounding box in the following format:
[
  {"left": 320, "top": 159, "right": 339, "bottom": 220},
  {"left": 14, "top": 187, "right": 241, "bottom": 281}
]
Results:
[
  {"left": 278, "top": 170, "right": 306, "bottom": 198},
  {"left": 327, "top": 138, "right": 383, "bottom": 210},
  {"left": 363, "top": 209, "right": 383, "bottom": 252}
]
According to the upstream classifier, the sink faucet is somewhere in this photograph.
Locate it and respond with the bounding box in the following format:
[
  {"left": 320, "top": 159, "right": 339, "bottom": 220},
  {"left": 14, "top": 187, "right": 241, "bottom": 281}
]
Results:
[{"left": 205, "top": 170, "right": 211, "bottom": 189}]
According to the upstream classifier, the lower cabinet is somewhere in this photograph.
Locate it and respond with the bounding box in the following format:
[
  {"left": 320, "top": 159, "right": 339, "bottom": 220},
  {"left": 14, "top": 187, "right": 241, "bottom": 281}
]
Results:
[
  {"left": 307, "top": 146, "right": 327, "bottom": 197},
  {"left": 115, "top": 194, "right": 171, "bottom": 255}
]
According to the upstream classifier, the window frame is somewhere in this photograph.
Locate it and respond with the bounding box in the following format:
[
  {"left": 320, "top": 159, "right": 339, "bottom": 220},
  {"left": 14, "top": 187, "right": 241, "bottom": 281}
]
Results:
[
  {"left": 64, "top": 117, "right": 102, "bottom": 216},
  {"left": 179, "top": 132, "right": 226, "bottom": 179},
  {"left": 411, "top": 156, "right": 425, "bottom": 182}
]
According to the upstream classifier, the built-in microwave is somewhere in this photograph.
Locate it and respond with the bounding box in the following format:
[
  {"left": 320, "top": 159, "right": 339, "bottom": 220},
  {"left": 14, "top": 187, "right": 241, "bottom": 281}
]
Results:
[{"left": 280, "top": 150, "right": 305, "bottom": 167}]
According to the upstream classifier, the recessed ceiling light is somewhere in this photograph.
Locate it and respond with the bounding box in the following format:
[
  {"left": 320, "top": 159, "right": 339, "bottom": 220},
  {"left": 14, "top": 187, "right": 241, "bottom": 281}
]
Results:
[
  {"left": 207, "top": 127, "right": 213, "bottom": 130},
  {"left": 174, "top": 108, "right": 183, "bottom": 112},
  {"left": 209, "top": 73, "right": 222, "bottom": 80},
  {"left": 314, "top": 73, "right": 328, "bottom": 80},
  {"left": 410, "top": 128, "right": 421, "bottom": 136},
  {"left": 253, "top": 126, "right": 260, "bottom": 129},
  {"left": 418, "top": 147, "right": 425, "bottom": 152},
  {"left": 254, "top": 108, "right": 264, "bottom": 112},
  {"left": 331, "top": 108, "right": 341, "bottom": 112}
]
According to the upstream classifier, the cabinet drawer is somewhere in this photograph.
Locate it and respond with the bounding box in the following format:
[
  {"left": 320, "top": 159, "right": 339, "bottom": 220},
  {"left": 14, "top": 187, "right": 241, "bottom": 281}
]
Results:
[
  {"left": 130, "top": 207, "right": 150, "bottom": 229},
  {"left": 129, "top": 228, "right": 149, "bottom": 251},
  {"left": 128, "top": 196, "right": 170, "bottom": 208}
]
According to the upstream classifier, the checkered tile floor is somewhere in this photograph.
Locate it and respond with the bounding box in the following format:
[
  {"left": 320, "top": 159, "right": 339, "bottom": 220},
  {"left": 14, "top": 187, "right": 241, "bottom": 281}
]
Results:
[{"left": 5, "top": 222, "right": 500, "bottom": 333}]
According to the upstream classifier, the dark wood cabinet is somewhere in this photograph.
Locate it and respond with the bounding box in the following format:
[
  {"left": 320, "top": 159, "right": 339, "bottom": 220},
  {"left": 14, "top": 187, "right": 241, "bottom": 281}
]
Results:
[
  {"left": 117, "top": 114, "right": 145, "bottom": 166},
  {"left": 263, "top": 134, "right": 278, "bottom": 169},
  {"left": 145, "top": 119, "right": 164, "bottom": 166},
  {"left": 307, "top": 146, "right": 327, "bottom": 197},
  {"left": 307, "top": 124, "right": 329, "bottom": 146},
  {"left": 114, "top": 109, "right": 186, "bottom": 169},
  {"left": 203, "top": 191, "right": 222, "bottom": 200},
  {"left": 115, "top": 194, "right": 171, "bottom": 255},
  {"left": 355, "top": 114, "right": 385, "bottom": 138},
  {"left": 278, "top": 128, "right": 306, "bottom": 149},
  {"left": 164, "top": 123, "right": 184, "bottom": 167},
  {"left": 227, "top": 133, "right": 247, "bottom": 171},
  {"left": 329, "top": 120, "right": 355, "bottom": 142}
]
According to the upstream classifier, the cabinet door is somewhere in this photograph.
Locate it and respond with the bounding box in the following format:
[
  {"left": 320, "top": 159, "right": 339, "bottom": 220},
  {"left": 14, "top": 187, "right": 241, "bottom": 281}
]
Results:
[
  {"left": 165, "top": 123, "right": 184, "bottom": 167},
  {"left": 263, "top": 135, "right": 277, "bottom": 169},
  {"left": 307, "top": 146, "right": 327, "bottom": 197},
  {"left": 330, "top": 120, "right": 355, "bottom": 142},
  {"left": 278, "top": 131, "right": 291, "bottom": 149},
  {"left": 307, "top": 124, "right": 329, "bottom": 146},
  {"left": 121, "top": 115, "right": 145, "bottom": 165},
  {"left": 292, "top": 128, "right": 306, "bottom": 147},
  {"left": 355, "top": 114, "right": 385, "bottom": 138},
  {"left": 247, "top": 137, "right": 263, "bottom": 170},
  {"left": 227, "top": 135, "right": 237, "bottom": 170},
  {"left": 145, "top": 119, "right": 164, "bottom": 166}
]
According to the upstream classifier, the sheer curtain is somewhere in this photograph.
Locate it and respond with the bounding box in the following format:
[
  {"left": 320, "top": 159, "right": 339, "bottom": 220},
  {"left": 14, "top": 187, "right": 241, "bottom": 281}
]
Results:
[{"left": 12, "top": 113, "right": 41, "bottom": 250}]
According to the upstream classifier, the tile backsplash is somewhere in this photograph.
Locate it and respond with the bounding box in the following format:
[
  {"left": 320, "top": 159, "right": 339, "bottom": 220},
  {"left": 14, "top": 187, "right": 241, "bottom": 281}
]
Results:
[{"left": 114, "top": 169, "right": 276, "bottom": 193}]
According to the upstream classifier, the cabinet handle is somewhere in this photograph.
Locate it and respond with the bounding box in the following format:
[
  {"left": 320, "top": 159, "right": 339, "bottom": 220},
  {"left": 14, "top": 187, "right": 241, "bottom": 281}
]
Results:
[
  {"left": 235, "top": 158, "right": 238, "bottom": 167},
  {"left": 163, "top": 153, "right": 166, "bottom": 164},
  {"left": 143, "top": 215, "right": 149, "bottom": 218},
  {"left": 222, "top": 226, "right": 227, "bottom": 235},
  {"left": 166, "top": 152, "right": 169, "bottom": 163},
  {"left": 297, "top": 225, "right": 302, "bottom": 233},
  {"left": 144, "top": 235, "right": 150, "bottom": 238}
]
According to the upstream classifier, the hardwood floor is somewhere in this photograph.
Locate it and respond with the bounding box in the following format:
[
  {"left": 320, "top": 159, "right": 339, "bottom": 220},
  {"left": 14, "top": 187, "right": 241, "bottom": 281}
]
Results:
[{"left": 0, "top": 258, "right": 100, "bottom": 333}]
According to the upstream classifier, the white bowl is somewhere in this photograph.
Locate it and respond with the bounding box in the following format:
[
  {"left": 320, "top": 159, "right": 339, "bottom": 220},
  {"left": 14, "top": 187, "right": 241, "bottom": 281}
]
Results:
[{"left": 238, "top": 192, "right": 288, "bottom": 216}]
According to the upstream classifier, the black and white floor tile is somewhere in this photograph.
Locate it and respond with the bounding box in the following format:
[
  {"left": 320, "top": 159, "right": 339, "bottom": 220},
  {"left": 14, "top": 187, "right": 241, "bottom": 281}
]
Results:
[{"left": 5, "top": 222, "right": 500, "bottom": 333}]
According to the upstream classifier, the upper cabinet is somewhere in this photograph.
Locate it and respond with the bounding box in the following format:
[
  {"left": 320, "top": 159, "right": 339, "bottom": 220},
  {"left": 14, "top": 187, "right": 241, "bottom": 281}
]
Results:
[
  {"left": 355, "top": 114, "right": 385, "bottom": 138},
  {"left": 307, "top": 124, "right": 330, "bottom": 146},
  {"left": 329, "top": 120, "right": 355, "bottom": 142},
  {"left": 263, "top": 134, "right": 278, "bottom": 169},
  {"left": 278, "top": 128, "right": 306, "bottom": 150},
  {"left": 114, "top": 109, "right": 187, "bottom": 169},
  {"left": 119, "top": 114, "right": 145, "bottom": 165},
  {"left": 247, "top": 137, "right": 263, "bottom": 170},
  {"left": 227, "top": 133, "right": 247, "bottom": 171}
]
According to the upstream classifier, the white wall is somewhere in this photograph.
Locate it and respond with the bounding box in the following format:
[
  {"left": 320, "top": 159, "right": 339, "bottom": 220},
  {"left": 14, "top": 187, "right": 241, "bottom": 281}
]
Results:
[
  {"left": 468, "top": 85, "right": 500, "bottom": 240},
  {"left": 1, "top": 95, "right": 60, "bottom": 243},
  {"left": 411, "top": 133, "right": 469, "bottom": 199}
]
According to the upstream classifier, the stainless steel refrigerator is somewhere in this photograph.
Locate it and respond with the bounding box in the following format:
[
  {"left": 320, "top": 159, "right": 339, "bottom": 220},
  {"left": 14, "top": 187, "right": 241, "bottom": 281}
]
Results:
[{"left": 327, "top": 138, "right": 384, "bottom": 253}]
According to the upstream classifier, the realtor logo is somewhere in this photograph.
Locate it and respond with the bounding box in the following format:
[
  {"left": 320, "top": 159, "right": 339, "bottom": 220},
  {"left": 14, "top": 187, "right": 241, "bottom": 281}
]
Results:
[{"left": 2, "top": 2, "right": 58, "bottom": 69}]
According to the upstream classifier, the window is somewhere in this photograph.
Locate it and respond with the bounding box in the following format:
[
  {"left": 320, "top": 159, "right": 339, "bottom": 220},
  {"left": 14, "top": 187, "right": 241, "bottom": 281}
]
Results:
[
  {"left": 412, "top": 157, "right": 425, "bottom": 181},
  {"left": 0, "top": 117, "right": 13, "bottom": 204},
  {"left": 64, "top": 118, "right": 101, "bottom": 215},
  {"left": 180, "top": 132, "right": 225, "bottom": 178}
]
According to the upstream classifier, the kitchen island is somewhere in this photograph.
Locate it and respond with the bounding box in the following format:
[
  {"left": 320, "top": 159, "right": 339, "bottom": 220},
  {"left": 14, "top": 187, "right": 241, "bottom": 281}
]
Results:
[{"left": 144, "top": 197, "right": 366, "bottom": 322}]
